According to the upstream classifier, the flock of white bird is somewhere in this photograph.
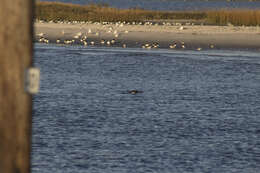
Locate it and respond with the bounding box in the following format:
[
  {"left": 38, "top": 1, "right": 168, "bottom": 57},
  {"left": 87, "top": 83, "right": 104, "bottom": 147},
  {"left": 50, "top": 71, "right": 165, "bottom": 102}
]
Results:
[{"left": 36, "top": 20, "right": 214, "bottom": 51}]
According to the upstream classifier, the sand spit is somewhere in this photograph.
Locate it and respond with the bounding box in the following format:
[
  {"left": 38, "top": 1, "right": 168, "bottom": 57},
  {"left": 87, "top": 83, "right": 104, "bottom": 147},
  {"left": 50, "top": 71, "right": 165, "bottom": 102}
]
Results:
[{"left": 34, "top": 21, "right": 260, "bottom": 50}]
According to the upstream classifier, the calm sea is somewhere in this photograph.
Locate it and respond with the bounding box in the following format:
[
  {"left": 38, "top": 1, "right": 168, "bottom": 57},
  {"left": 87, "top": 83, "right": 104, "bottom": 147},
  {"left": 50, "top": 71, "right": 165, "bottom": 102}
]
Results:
[
  {"left": 39, "top": 0, "right": 260, "bottom": 10},
  {"left": 32, "top": 43, "right": 260, "bottom": 173}
]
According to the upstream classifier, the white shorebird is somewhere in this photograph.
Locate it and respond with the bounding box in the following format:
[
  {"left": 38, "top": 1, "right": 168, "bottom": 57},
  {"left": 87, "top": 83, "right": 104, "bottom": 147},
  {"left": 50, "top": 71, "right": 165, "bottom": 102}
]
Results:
[
  {"left": 152, "top": 43, "right": 159, "bottom": 48},
  {"left": 37, "top": 32, "right": 44, "bottom": 37},
  {"left": 179, "top": 26, "right": 184, "bottom": 30},
  {"left": 64, "top": 40, "right": 73, "bottom": 44},
  {"left": 100, "top": 40, "right": 105, "bottom": 44},
  {"left": 181, "top": 42, "right": 185, "bottom": 49},
  {"left": 44, "top": 38, "right": 49, "bottom": 43},
  {"left": 82, "top": 35, "right": 87, "bottom": 40},
  {"left": 38, "top": 38, "right": 43, "bottom": 42},
  {"left": 90, "top": 41, "right": 95, "bottom": 45},
  {"left": 143, "top": 43, "right": 152, "bottom": 49},
  {"left": 169, "top": 43, "right": 177, "bottom": 49},
  {"left": 73, "top": 35, "right": 80, "bottom": 39},
  {"left": 39, "top": 37, "right": 49, "bottom": 43},
  {"left": 88, "top": 29, "right": 92, "bottom": 33},
  {"left": 111, "top": 39, "right": 115, "bottom": 44}
]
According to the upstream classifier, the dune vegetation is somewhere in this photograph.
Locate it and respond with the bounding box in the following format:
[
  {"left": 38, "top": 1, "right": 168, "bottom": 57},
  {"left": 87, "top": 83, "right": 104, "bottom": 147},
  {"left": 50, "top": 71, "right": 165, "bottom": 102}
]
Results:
[
  {"left": 35, "top": 1, "right": 260, "bottom": 26},
  {"left": 207, "top": 10, "right": 260, "bottom": 26}
]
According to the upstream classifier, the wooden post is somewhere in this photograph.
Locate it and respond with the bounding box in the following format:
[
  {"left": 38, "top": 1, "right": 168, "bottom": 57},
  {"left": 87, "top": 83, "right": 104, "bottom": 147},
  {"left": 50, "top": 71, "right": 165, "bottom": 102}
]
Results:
[{"left": 0, "top": 0, "right": 33, "bottom": 173}]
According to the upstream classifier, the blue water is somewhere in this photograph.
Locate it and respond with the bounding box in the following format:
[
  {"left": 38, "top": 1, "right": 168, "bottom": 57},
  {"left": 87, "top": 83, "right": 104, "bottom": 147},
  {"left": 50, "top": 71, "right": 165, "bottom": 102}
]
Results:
[
  {"left": 39, "top": 0, "right": 260, "bottom": 10},
  {"left": 32, "top": 43, "right": 260, "bottom": 173}
]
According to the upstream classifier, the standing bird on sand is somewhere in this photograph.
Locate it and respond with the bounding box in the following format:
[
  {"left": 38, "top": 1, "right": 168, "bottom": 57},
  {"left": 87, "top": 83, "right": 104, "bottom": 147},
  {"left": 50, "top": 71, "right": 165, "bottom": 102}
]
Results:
[
  {"left": 100, "top": 40, "right": 105, "bottom": 44},
  {"left": 181, "top": 42, "right": 185, "bottom": 49},
  {"left": 111, "top": 39, "right": 115, "bottom": 44},
  {"left": 169, "top": 43, "right": 177, "bottom": 49},
  {"left": 37, "top": 32, "right": 44, "bottom": 37}
]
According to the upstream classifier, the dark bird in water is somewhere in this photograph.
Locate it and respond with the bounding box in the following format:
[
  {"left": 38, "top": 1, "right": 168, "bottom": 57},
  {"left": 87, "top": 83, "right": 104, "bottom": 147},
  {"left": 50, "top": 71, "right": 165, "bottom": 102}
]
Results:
[{"left": 128, "top": 90, "right": 143, "bottom": 94}]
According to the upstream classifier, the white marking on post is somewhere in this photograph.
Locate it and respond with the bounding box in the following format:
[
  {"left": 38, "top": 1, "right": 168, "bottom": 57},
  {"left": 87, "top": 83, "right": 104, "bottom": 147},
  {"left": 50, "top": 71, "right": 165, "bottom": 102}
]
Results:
[{"left": 25, "top": 67, "right": 40, "bottom": 94}]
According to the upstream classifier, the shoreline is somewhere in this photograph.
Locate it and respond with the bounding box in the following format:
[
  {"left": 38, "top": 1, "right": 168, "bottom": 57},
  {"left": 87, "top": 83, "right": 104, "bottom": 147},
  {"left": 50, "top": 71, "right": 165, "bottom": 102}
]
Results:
[{"left": 34, "top": 22, "right": 260, "bottom": 50}]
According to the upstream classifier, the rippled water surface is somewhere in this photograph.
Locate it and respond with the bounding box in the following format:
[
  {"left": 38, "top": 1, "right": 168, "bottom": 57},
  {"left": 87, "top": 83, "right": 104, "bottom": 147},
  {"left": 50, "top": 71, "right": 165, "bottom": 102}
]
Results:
[
  {"left": 40, "top": 0, "right": 260, "bottom": 10},
  {"left": 32, "top": 44, "right": 260, "bottom": 173}
]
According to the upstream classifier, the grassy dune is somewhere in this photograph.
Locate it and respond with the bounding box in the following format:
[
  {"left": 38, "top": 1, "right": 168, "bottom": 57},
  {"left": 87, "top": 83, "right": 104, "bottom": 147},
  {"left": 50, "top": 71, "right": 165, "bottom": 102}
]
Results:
[
  {"left": 35, "top": 1, "right": 206, "bottom": 22},
  {"left": 207, "top": 10, "right": 260, "bottom": 26},
  {"left": 35, "top": 1, "right": 260, "bottom": 26}
]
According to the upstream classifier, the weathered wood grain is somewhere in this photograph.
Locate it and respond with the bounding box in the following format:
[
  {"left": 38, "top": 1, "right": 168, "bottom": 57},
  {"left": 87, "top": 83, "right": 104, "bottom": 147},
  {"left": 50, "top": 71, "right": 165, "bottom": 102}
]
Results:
[{"left": 0, "top": 0, "right": 33, "bottom": 173}]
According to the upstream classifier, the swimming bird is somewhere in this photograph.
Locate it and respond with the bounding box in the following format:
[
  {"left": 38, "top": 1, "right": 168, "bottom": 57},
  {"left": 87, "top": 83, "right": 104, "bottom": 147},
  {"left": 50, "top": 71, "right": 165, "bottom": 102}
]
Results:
[{"left": 128, "top": 90, "right": 143, "bottom": 94}]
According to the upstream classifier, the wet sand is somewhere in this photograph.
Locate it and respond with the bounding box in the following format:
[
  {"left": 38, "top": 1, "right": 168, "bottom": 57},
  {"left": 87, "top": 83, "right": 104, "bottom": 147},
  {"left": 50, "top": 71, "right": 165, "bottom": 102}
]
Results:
[{"left": 34, "top": 22, "right": 260, "bottom": 50}]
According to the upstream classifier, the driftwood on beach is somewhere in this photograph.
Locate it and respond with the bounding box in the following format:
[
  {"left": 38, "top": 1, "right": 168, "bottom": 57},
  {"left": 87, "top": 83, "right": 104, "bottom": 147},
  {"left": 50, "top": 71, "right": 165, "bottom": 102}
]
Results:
[{"left": 0, "top": 0, "right": 33, "bottom": 172}]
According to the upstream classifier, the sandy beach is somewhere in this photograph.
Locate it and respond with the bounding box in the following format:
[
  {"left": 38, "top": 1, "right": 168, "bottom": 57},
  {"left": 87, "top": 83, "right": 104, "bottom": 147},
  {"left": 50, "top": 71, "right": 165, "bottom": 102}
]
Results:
[{"left": 34, "top": 21, "right": 260, "bottom": 50}]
